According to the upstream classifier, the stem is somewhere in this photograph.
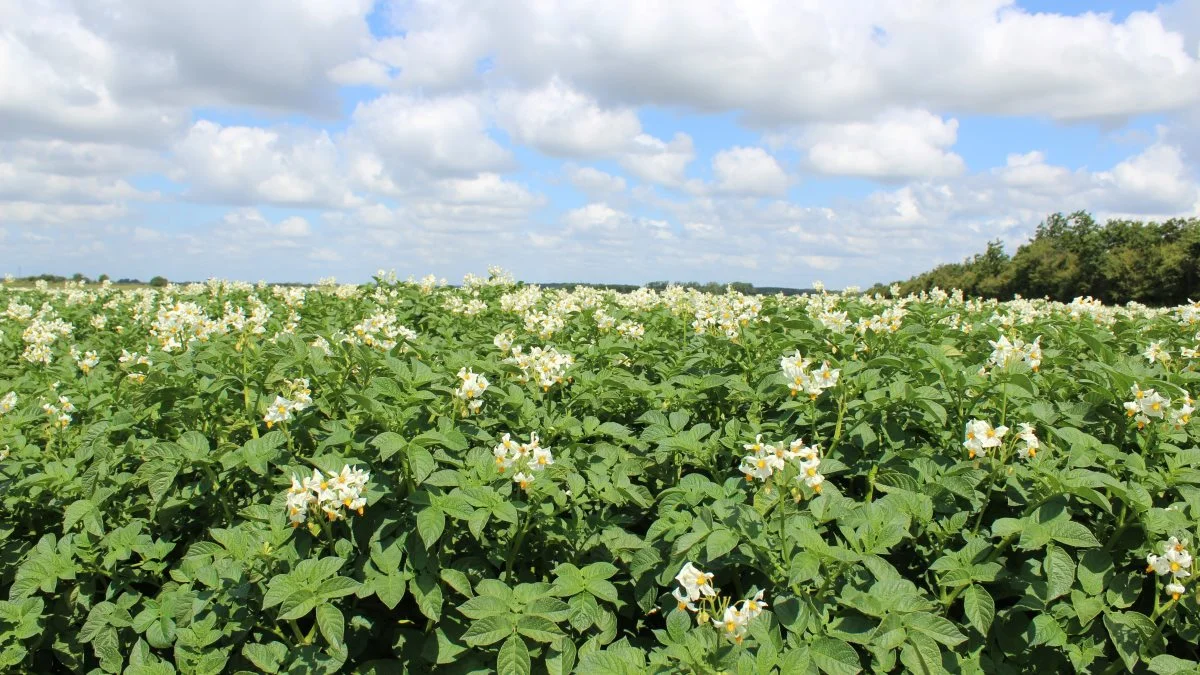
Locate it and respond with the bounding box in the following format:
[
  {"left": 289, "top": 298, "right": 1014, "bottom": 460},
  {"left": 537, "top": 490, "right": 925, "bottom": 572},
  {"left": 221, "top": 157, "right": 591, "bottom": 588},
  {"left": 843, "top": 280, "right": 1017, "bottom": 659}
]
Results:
[
  {"left": 288, "top": 619, "right": 307, "bottom": 645},
  {"left": 826, "top": 388, "right": 848, "bottom": 457},
  {"left": 505, "top": 509, "right": 533, "bottom": 581},
  {"left": 864, "top": 464, "right": 879, "bottom": 503}
]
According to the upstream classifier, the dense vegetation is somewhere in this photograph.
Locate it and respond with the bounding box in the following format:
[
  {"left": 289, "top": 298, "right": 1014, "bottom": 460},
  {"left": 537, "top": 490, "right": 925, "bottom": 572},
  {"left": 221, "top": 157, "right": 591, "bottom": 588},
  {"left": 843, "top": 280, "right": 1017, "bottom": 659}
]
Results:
[
  {"left": 1, "top": 272, "right": 1199, "bottom": 673},
  {"left": 874, "top": 211, "right": 1200, "bottom": 306}
]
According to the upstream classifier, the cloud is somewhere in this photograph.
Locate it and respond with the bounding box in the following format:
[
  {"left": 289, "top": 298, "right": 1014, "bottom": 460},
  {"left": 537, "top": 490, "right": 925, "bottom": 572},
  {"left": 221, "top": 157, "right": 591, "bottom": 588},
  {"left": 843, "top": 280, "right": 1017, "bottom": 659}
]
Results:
[
  {"left": 619, "top": 133, "right": 695, "bottom": 187},
  {"left": 346, "top": 94, "right": 512, "bottom": 181},
  {"left": 711, "top": 146, "right": 789, "bottom": 196},
  {"left": 496, "top": 78, "right": 642, "bottom": 157},
  {"left": 171, "top": 121, "right": 356, "bottom": 208},
  {"left": 790, "top": 109, "right": 966, "bottom": 180},
  {"left": 381, "top": 1, "right": 1200, "bottom": 124},
  {"left": 566, "top": 165, "right": 627, "bottom": 196}
]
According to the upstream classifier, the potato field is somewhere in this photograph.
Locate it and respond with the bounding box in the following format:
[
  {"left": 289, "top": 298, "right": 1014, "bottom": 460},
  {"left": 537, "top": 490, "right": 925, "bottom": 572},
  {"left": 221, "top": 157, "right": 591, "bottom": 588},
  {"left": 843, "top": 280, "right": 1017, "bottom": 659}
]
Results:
[{"left": 1, "top": 270, "right": 1198, "bottom": 674}]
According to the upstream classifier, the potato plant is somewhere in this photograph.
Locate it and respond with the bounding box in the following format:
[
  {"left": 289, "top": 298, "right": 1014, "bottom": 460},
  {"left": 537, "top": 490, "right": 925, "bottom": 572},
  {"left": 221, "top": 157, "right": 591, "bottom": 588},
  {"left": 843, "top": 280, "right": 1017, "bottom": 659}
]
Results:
[{"left": 1, "top": 273, "right": 1198, "bottom": 674}]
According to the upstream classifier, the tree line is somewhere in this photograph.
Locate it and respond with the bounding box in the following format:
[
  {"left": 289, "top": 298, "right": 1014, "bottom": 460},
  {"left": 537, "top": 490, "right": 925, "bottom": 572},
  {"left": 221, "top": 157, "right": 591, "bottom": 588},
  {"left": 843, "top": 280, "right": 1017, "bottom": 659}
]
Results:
[{"left": 871, "top": 211, "right": 1200, "bottom": 306}]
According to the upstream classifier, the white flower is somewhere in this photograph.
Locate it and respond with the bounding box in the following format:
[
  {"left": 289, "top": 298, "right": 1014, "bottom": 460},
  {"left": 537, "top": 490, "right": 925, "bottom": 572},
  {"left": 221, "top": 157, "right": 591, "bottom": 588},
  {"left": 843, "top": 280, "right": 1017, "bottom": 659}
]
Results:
[
  {"left": 671, "top": 587, "right": 698, "bottom": 613},
  {"left": 674, "top": 562, "right": 716, "bottom": 602},
  {"left": 513, "top": 471, "right": 534, "bottom": 491},
  {"left": 712, "top": 606, "right": 749, "bottom": 643},
  {"left": 963, "top": 419, "right": 1008, "bottom": 459},
  {"left": 1016, "top": 423, "right": 1039, "bottom": 459},
  {"left": 530, "top": 446, "right": 555, "bottom": 471},
  {"left": 264, "top": 396, "right": 293, "bottom": 428},
  {"left": 0, "top": 392, "right": 16, "bottom": 415}
]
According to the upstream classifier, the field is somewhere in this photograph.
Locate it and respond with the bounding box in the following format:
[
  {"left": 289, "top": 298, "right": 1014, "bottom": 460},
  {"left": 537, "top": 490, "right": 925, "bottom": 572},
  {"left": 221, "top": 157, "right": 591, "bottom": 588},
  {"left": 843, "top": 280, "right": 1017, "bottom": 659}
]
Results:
[{"left": 1, "top": 271, "right": 1198, "bottom": 674}]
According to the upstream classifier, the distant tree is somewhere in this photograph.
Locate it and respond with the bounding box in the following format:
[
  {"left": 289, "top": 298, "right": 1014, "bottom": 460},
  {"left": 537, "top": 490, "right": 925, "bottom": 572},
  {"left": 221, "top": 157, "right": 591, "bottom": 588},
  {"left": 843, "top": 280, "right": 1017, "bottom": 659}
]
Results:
[
  {"left": 149, "top": 276, "right": 169, "bottom": 288},
  {"left": 881, "top": 211, "right": 1200, "bottom": 306},
  {"left": 97, "top": 274, "right": 110, "bottom": 283}
]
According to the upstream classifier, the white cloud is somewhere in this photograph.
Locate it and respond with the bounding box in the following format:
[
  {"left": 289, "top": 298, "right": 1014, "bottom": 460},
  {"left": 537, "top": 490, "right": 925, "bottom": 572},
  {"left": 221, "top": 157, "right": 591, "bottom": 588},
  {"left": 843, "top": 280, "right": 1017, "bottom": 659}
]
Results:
[
  {"left": 1096, "top": 143, "right": 1200, "bottom": 215},
  {"left": 793, "top": 109, "right": 965, "bottom": 180},
  {"left": 382, "top": 1, "right": 1200, "bottom": 124},
  {"left": 328, "top": 58, "right": 392, "bottom": 88},
  {"left": 170, "top": 121, "right": 356, "bottom": 208},
  {"left": 712, "top": 146, "right": 789, "bottom": 196},
  {"left": 620, "top": 133, "right": 695, "bottom": 187},
  {"left": 346, "top": 94, "right": 511, "bottom": 180},
  {"left": 566, "top": 165, "right": 627, "bottom": 196},
  {"left": 367, "top": 0, "right": 492, "bottom": 91},
  {"left": 496, "top": 78, "right": 642, "bottom": 157}
]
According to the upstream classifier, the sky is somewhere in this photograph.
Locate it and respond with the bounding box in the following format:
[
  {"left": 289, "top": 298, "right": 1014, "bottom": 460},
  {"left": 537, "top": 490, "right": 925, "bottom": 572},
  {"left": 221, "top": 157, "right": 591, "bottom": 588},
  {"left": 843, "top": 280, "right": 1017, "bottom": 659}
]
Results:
[{"left": 2, "top": 0, "right": 1200, "bottom": 288}]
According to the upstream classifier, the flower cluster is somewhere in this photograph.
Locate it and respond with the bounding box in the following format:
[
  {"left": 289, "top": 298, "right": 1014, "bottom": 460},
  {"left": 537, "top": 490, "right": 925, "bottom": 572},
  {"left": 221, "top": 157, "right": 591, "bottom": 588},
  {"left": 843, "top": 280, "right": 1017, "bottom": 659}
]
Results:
[
  {"left": 691, "top": 292, "right": 766, "bottom": 339},
  {"left": 981, "top": 335, "right": 1043, "bottom": 374},
  {"left": 492, "top": 432, "right": 554, "bottom": 491},
  {"left": 119, "top": 349, "right": 153, "bottom": 384},
  {"left": 455, "top": 368, "right": 490, "bottom": 416},
  {"left": 1144, "top": 341, "right": 1171, "bottom": 365},
  {"left": 780, "top": 351, "right": 840, "bottom": 399},
  {"left": 1146, "top": 537, "right": 1192, "bottom": 600},
  {"left": 42, "top": 395, "right": 75, "bottom": 429},
  {"left": 347, "top": 311, "right": 417, "bottom": 352},
  {"left": 616, "top": 320, "right": 645, "bottom": 340},
  {"left": 22, "top": 316, "right": 73, "bottom": 365},
  {"left": 285, "top": 465, "right": 370, "bottom": 526},
  {"left": 671, "top": 563, "right": 768, "bottom": 644},
  {"left": 493, "top": 331, "right": 514, "bottom": 353},
  {"left": 70, "top": 346, "right": 99, "bottom": 374},
  {"left": 963, "top": 419, "right": 1007, "bottom": 459},
  {"left": 738, "top": 434, "right": 824, "bottom": 493},
  {"left": 856, "top": 305, "right": 907, "bottom": 334},
  {"left": 444, "top": 295, "right": 488, "bottom": 316},
  {"left": 507, "top": 345, "right": 574, "bottom": 391},
  {"left": 522, "top": 310, "right": 566, "bottom": 340},
  {"left": 263, "top": 378, "right": 313, "bottom": 428},
  {"left": 1015, "top": 423, "right": 1039, "bottom": 459},
  {"left": 1122, "top": 384, "right": 1194, "bottom": 430}
]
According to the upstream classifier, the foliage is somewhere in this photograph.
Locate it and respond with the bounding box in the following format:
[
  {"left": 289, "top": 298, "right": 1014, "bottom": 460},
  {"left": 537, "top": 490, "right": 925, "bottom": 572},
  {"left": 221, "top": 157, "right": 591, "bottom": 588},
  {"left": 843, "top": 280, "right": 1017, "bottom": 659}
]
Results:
[
  {"left": 1, "top": 272, "right": 1199, "bottom": 673},
  {"left": 877, "top": 211, "right": 1200, "bottom": 306}
]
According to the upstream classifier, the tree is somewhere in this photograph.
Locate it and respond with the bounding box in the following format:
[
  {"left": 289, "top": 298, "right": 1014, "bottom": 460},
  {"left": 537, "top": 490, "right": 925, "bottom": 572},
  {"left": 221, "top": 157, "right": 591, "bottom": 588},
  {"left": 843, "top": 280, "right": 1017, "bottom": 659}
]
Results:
[{"left": 149, "top": 276, "right": 169, "bottom": 288}]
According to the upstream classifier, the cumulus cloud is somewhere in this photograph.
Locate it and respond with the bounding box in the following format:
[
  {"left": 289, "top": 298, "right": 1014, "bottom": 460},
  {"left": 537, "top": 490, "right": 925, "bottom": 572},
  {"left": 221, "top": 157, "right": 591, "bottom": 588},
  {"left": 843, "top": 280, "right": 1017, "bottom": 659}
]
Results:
[
  {"left": 171, "top": 121, "right": 356, "bottom": 208},
  {"left": 786, "top": 109, "right": 965, "bottom": 180},
  {"left": 566, "top": 165, "right": 628, "bottom": 197},
  {"left": 619, "top": 133, "right": 695, "bottom": 187},
  {"left": 378, "top": 1, "right": 1200, "bottom": 124},
  {"left": 711, "top": 146, "right": 790, "bottom": 196},
  {"left": 346, "top": 94, "right": 512, "bottom": 180},
  {"left": 496, "top": 78, "right": 642, "bottom": 157}
]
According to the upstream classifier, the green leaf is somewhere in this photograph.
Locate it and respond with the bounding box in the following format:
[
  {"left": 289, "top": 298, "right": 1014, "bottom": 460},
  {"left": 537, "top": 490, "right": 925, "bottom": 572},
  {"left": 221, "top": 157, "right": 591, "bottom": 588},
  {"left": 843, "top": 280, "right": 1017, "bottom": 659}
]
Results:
[
  {"left": 705, "top": 528, "right": 739, "bottom": 562},
  {"left": 904, "top": 611, "right": 966, "bottom": 647},
  {"left": 458, "top": 595, "right": 510, "bottom": 620},
  {"left": 1044, "top": 545, "right": 1076, "bottom": 601},
  {"left": 242, "top": 641, "right": 289, "bottom": 673},
  {"left": 373, "top": 574, "right": 407, "bottom": 610},
  {"left": 463, "top": 615, "right": 515, "bottom": 646},
  {"left": 962, "top": 585, "right": 994, "bottom": 635},
  {"left": 516, "top": 615, "right": 564, "bottom": 643},
  {"left": 1148, "top": 654, "right": 1200, "bottom": 675},
  {"left": 498, "top": 634, "right": 531, "bottom": 675},
  {"left": 1048, "top": 520, "right": 1101, "bottom": 548},
  {"left": 408, "top": 447, "right": 437, "bottom": 484},
  {"left": 372, "top": 432, "right": 407, "bottom": 460},
  {"left": 810, "top": 637, "right": 862, "bottom": 675},
  {"left": 315, "top": 603, "right": 344, "bottom": 646},
  {"left": 585, "top": 580, "right": 619, "bottom": 605},
  {"left": 416, "top": 507, "right": 446, "bottom": 549}
]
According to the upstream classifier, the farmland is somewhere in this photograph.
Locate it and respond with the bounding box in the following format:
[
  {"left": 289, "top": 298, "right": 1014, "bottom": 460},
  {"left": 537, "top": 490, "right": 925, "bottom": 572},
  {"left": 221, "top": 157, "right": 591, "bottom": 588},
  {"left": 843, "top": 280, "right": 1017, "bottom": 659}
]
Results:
[{"left": 1, "top": 270, "right": 1198, "bottom": 674}]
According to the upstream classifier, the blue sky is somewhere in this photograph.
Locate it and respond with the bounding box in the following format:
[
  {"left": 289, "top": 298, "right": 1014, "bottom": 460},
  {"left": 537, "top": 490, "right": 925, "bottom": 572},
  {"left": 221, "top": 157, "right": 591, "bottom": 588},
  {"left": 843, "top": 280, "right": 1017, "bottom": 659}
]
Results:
[{"left": 1, "top": 0, "right": 1198, "bottom": 288}]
